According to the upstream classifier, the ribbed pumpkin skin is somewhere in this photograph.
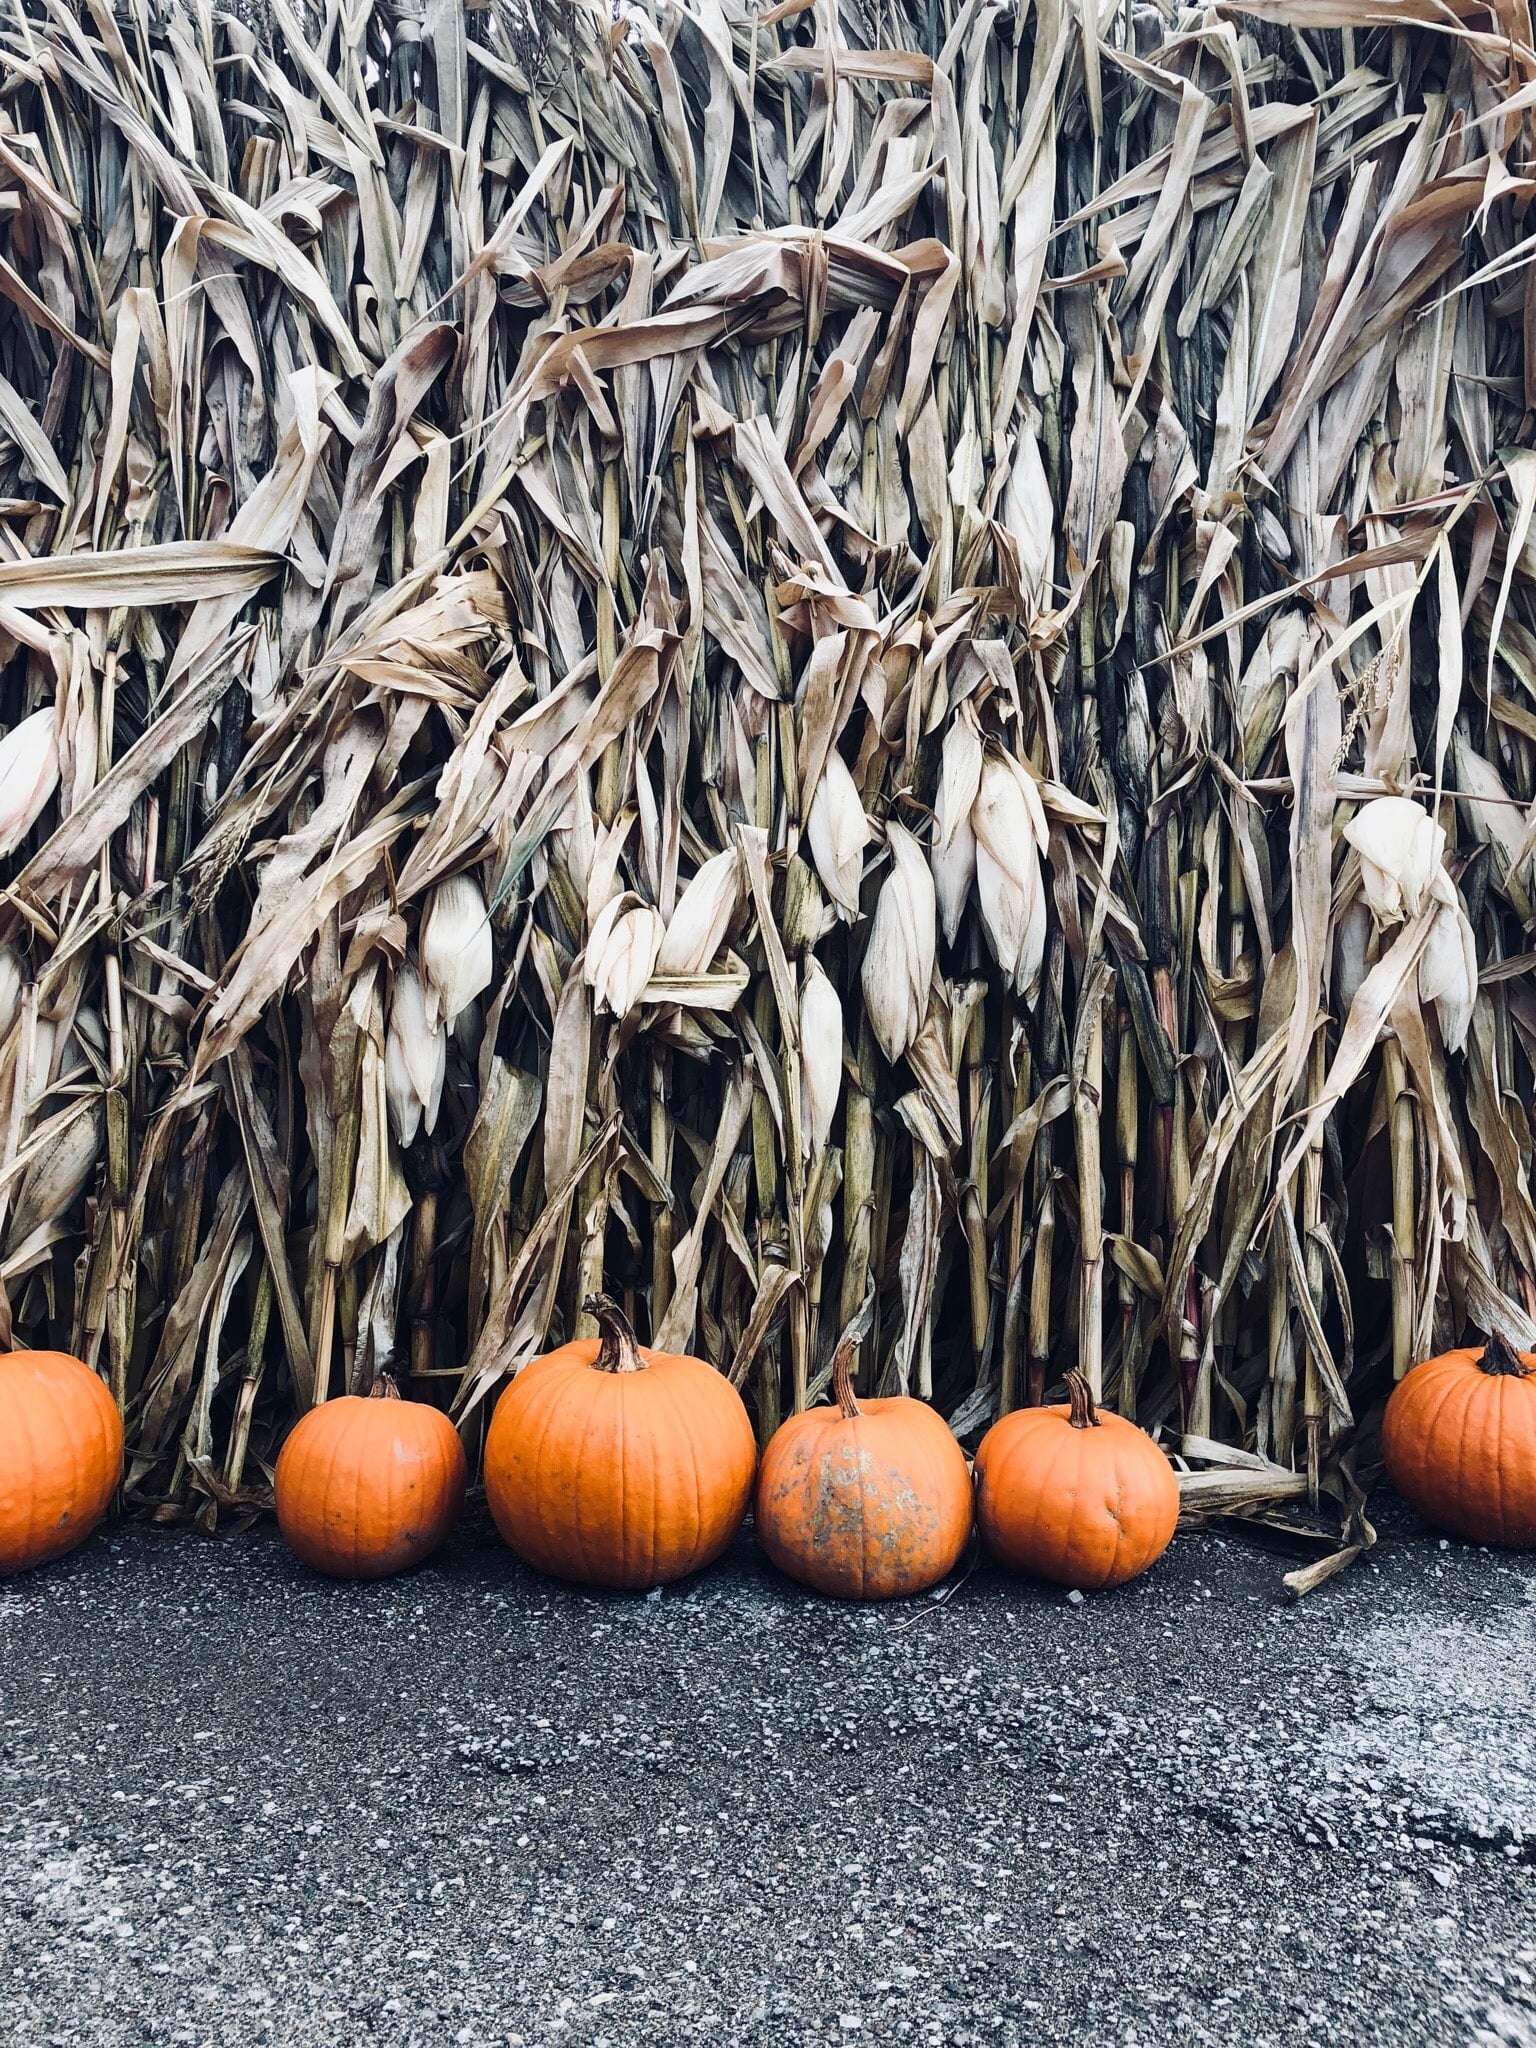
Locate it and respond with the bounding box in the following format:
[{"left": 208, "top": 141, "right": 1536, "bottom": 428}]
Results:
[
  {"left": 1381, "top": 1345, "right": 1536, "bottom": 1547},
  {"left": 0, "top": 1351, "right": 123, "bottom": 1575},
  {"left": 483, "top": 1334, "right": 757, "bottom": 1590},
  {"left": 756, "top": 1396, "right": 972, "bottom": 1599},
  {"left": 975, "top": 1396, "right": 1179, "bottom": 1590},
  {"left": 275, "top": 1393, "right": 466, "bottom": 1580}
]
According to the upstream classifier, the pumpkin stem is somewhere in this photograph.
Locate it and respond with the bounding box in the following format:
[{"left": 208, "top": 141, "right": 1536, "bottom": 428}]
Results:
[
  {"left": 585, "top": 1294, "right": 647, "bottom": 1373},
  {"left": 369, "top": 1371, "right": 401, "bottom": 1401},
  {"left": 1478, "top": 1329, "right": 1533, "bottom": 1378},
  {"left": 832, "top": 1338, "right": 862, "bottom": 1420},
  {"left": 1065, "top": 1370, "right": 1101, "bottom": 1430}
]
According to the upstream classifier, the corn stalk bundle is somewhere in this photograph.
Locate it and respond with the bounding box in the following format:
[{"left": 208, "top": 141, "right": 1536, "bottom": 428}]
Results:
[{"left": 0, "top": 0, "right": 1530, "bottom": 1532}]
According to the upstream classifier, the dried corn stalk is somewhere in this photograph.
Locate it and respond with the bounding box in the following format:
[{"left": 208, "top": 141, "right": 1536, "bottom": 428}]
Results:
[{"left": 0, "top": 0, "right": 1529, "bottom": 1534}]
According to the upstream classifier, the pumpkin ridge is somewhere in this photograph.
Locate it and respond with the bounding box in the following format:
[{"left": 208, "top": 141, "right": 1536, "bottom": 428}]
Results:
[
  {"left": 34, "top": 1376, "right": 61, "bottom": 1564},
  {"left": 1461, "top": 1377, "right": 1488, "bottom": 1541},
  {"left": 46, "top": 1364, "right": 79, "bottom": 1555},
  {"left": 321, "top": 1408, "right": 353, "bottom": 1576},
  {"left": 1507, "top": 1368, "right": 1531, "bottom": 1540},
  {"left": 1108, "top": 1439, "right": 1129, "bottom": 1579},
  {"left": 526, "top": 1366, "right": 578, "bottom": 1573},
  {"left": 1060, "top": 1437, "right": 1091, "bottom": 1585},
  {"left": 1409, "top": 1365, "right": 1463, "bottom": 1516},
  {"left": 1491, "top": 1377, "right": 1509, "bottom": 1542},
  {"left": 314, "top": 1406, "right": 350, "bottom": 1572},
  {"left": 673, "top": 1364, "right": 711, "bottom": 1579},
  {"left": 386, "top": 1404, "right": 413, "bottom": 1561},
  {"left": 350, "top": 1413, "right": 371, "bottom": 1576},
  {"left": 17, "top": 1368, "right": 44, "bottom": 1564},
  {"left": 615, "top": 1365, "right": 630, "bottom": 1586},
  {"left": 1443, "top": 1365, "right": 1484, "bottom": 1538},
  {"left": 1028, "top": 1425, "right": 1073, "bottom": 1581},
  {"left": 640, "top": 1364, "right": 674, "bottom": 1588},
  {"left": 651, "top": 1368, "right": 683, "bottom": 1585},
  {"left": 512, "top": 1369, "right": 554, "bottom": 1559},
  {"left": 40, "top": 1365, "right": 73, "bottom": 1556},
  {"left": 853, "top": 1414, "right": 868, "bottom": 1601},
  {"left": 643, "top": 1371, "right": 664, "bottom": 1589},
  {"left": 368, "top": 1405, "right": 393, "bottom": 1569},
  {"left": 567, "top": 1367, "right": 609, "bottom": 1583}
]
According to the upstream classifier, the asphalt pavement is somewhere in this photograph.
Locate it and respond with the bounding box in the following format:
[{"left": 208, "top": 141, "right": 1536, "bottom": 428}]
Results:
[{"left": 1, "top": 1503, "right": 1533, "bottom": 2048}]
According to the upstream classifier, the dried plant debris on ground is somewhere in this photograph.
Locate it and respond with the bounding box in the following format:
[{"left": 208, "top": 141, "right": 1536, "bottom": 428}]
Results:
[{"left": 0, "top": 0, "right": 1529, "bottom": 1538}]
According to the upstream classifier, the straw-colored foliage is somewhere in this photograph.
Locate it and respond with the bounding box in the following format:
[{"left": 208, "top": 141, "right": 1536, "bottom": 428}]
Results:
[{"left": 0, "top": 0, "right": 1529, "bottom": 1537}]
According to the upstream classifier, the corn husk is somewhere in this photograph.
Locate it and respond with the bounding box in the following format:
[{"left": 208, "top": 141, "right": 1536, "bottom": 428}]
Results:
[
  {"left": 972, "top": 755, "right": 1049, "bottom": 1001},
  {"left": 385, "top": 961, "right": 447, "bottom": 1146},
  {"left": 806, "top": 753, "right": 871, "bottom": 921},
  {"left": 800, "top": 956, "right": 844, "bottom": 1161},
  {"left": 861, "top": 822, "right": 936, "bottom": 1065},
  {"left": 0, "top": 709, "right": 59, "bottom": 858},
  {"left": 420, "top": 875, "right": 493, "bottom": 1033},
  {"left": 1344, "top": 798, "right": 1444, "bottom": 926},
  {"left": 585, "top": 895, "right": 666, "bottom": 1019},
  {"left": 655, "top": 850, "right": 741, "bottom": 979}
]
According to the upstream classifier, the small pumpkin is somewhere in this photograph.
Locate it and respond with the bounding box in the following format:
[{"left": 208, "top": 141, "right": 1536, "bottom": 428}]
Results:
[
  {"left": 0, "top": 1350, "right": 123, "bottom": 1575},
  {"left": 275, "top": 1374, "right": 466, "bottom": 1580},
  {"left": 1381, "top": 1329, "right": 1536, "bottom": 1547},
  {"left": 975, "top": 1371, "right": 1179, "bottom": 1590},
  {"left": 484, "top": 1295, "right": 756, "bottom": 1590},
  {"left": 755, "top": 1333, "right": 972, "bottom": 1599}
]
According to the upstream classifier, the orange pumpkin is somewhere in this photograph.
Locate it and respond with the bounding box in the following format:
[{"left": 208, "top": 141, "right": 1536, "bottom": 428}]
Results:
[
  {"left": 0, "top": 1350, "right": 122, "bottom": 1575},
  {"left": 484, "top": 1296, "right": 756, "bottom": 1589},
  {"left": 755, "top": 1337, "right": 972, "bottom": 1599},
  {"left": 975, "top": 1371, "right": 1179, "bottom": 1590},
  {"left": 1381, "top": 1329, "right": 1536, "bottom": 1547},
  {"left": 275, "top": 1374, "right": 466, "bottom": 1579}
]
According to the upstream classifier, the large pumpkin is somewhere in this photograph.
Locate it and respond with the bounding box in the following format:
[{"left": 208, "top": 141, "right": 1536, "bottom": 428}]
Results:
[
  {"left": 755, "top": 1338, "right": 972, "bottom": 1598},
  {"left": 275, "top": 1374, "right": 466, "bottom": 1579},
  {"left": 484, "top": 1296, "right": 756, "bottom": 1589},
  {"left": 0, "top": 1350, "right": 122, "bottom": 1575},
  {"left": 975, "top": 1371, "right": 1179, "bottom": 1590},
  {"left": 1381, "top": 1329, "right": 1536, "bottom": 1547}
]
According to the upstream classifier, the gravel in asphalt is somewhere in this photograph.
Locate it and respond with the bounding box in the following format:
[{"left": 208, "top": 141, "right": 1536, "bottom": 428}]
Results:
[{"left": 1, "top": 1507, "right": 1534, "bottom": 2048}]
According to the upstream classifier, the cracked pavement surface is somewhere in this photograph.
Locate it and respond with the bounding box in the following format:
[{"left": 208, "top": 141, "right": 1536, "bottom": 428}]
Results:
[{"left": 1, "top": 1505, "right": 1534, "bottom": 2047}]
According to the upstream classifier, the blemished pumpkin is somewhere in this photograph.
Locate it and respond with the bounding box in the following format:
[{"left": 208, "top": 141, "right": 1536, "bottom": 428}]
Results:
[
  {"left": 483, "top": 1295, "right": 756, "bottom": 1590},
  {"left": 275, "top": 1374, "right": 466, "bottom": 1579},
  {"left": 0, "top": 1350, "right": 122, "bottom": 1575},
  {"left": 974, "top": 1371, "right": 1179, "bottom": 1591},
  {"left": 1381, "top": 1330, "right": 1536, "bottom": 1547},
  {"left": 755, "top": 1335, "right": 972, "bottom": 1599}
]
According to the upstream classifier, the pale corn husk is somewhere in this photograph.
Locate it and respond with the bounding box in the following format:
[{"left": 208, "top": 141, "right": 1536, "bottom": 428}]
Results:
[
  {"left": 0, "top": 949, "right": 21, "bottom": 1044},
  {"left": 806, "top": 753, "right": 870, "bottom": 920},
  {"left": 932, "top": 817, "right": 978, "bottom": 952},
  {"left": 799, "top": 956, "right": 843, "bottom": 1160},
  {"left": 861, "top": 822, "right": 936, "bottom": 1064},
  {"left": 385, "top": 961, "right": 447, "bottom": 1147},
  {"left": 971, "top": 755, "right": 1048, "bottom": 1000},
  {"left": 24, "top": 1016, "right": 55, "bottom": 1106},
  {"left": 932, "top": 712, "right": 983, "bottom": 946},
  {"left": 420, "top": 875, "right": 493, "bottom": 1032},
  {"left": 0, "top": 708, "right": 59, "bottom": 859},
  {"left": 585, "top": 896, "right": 665, "bottom": 1019},
  {"left": 1343, "top": 797, "right": 1445, "bottom": 926},
  {"left": 655, "top": 850, "right": 741, "bottom": 979},
  {"left": 1419, "top": 872, "right": 1478, "bottom": 1054}
]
